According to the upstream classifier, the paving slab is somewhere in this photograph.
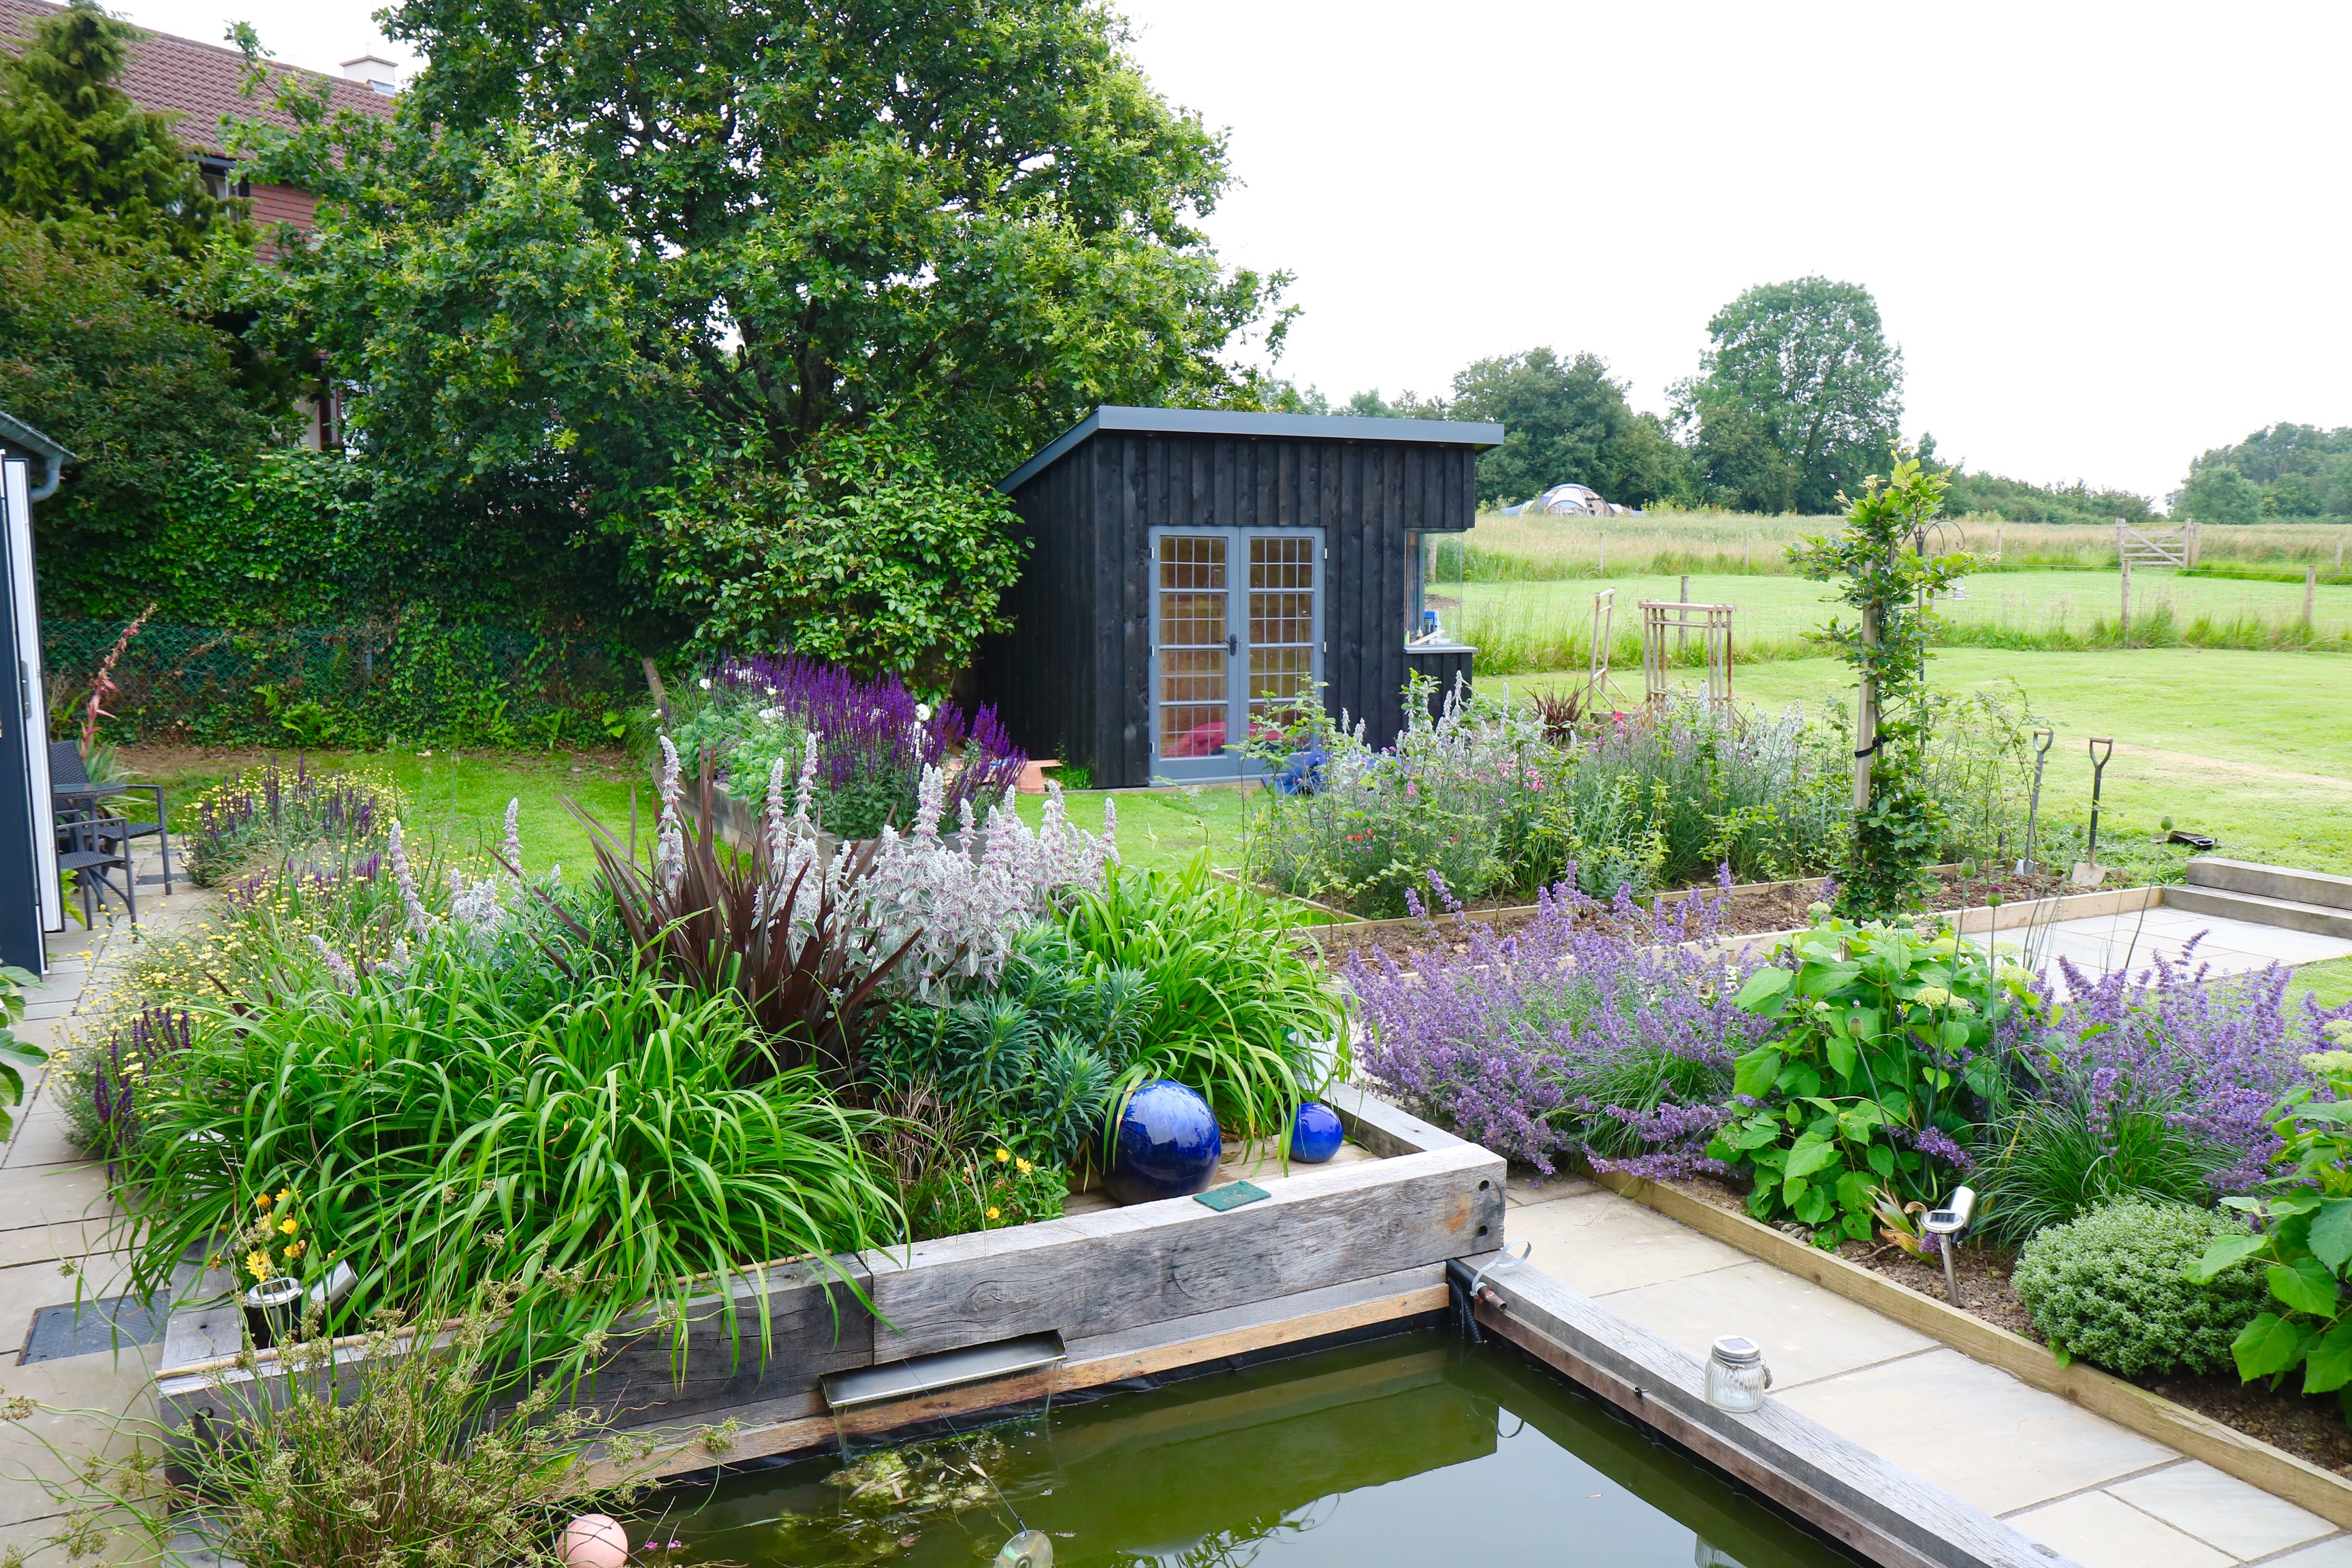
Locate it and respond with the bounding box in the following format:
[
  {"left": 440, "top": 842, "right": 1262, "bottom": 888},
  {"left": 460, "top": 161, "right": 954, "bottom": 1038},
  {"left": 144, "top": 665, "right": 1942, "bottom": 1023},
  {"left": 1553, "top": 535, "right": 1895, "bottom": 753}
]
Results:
[
  {"left": 1595, "top": 1258, "right": 1939, "bottom": 1388},
  {"left": 2009, "top": 1487, "right": 2232, "bottom": 1568},
  {"left": 1771, "top": 1347, "right": 2177, "bottom": 1516},
  {"left": 1506, "top": 1189, "right": 1750, "bottom": 1296},
  {"left": 1505, "top": 1171, "right": 1597, "bottom": 1206},
  {"left": 5, "top": 1115, "right": 89, "bottom": 1172},
  {"left": 2105, "top": 1460, "right": 2336, "bottom": 1560},
  {"left": 2265, "top": 1539, "right": 2352, "bottom": 1568}
]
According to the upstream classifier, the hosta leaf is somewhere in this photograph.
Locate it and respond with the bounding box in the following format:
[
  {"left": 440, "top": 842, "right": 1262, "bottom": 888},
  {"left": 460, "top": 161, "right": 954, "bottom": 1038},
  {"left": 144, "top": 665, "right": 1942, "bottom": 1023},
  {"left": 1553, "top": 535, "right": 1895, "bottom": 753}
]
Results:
[
  {"left": 2310, "top": 1201, "right": 2352, "bottom": 1273},
  {"left": 1941, "top": 1021, "right": 1972, "bottom": 1054},
  {"left": 2233, "top": 1313, "right": 2305, "bottom": 1379},
  {"left": 2268, "top": 1257, "right": 2342, "bottom": 1319}
]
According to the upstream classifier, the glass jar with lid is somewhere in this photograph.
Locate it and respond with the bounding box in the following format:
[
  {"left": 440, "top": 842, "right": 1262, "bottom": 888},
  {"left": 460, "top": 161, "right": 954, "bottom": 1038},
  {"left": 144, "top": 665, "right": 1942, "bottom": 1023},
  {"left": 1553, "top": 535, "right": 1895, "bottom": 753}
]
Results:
[{"left": 1705, "top": 1335, "right": 1773, "bottom": 1413}]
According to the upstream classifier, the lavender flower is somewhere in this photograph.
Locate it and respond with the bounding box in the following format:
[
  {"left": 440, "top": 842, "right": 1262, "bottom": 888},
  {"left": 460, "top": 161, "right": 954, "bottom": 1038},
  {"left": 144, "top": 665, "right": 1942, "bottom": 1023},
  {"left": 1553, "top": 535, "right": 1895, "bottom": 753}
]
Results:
[
  {"left": 1344, "top": 874, "right": 1768, "bottom": 1176},
  {"left": 2036, "top": 938, "right": 2352, "bottom": 1191}
]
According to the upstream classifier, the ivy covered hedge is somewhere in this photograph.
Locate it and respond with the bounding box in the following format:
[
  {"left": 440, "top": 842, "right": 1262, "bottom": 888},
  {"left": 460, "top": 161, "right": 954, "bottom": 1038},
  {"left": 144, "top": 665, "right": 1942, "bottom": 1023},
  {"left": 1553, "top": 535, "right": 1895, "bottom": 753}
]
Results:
[{"left": 43, "top": 614, "right": 634, "bottom": 750}]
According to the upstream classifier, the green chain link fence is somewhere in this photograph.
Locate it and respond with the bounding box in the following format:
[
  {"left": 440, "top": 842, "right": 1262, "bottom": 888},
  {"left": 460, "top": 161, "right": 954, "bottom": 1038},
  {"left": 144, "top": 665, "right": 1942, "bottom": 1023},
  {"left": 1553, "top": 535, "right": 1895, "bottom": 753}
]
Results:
[{"left": 42, "top": 620, "right": 642, "bottom": 750}]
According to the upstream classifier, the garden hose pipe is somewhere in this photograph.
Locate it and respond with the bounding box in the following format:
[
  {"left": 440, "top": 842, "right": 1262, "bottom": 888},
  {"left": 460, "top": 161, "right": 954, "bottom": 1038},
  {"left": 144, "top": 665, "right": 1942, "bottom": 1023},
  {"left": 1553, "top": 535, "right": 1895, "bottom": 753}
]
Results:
[
  {"left": 2085, "top": 737, "right": 2114, "bottom": 867},
  {"left": 2019, "top": 726, "right": 2053, "bottom": 875}
]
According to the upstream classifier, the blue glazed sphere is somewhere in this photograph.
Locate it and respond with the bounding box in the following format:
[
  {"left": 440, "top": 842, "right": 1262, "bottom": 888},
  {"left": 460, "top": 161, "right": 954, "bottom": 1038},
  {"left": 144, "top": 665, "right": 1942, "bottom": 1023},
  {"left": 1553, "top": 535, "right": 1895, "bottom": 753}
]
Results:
[
  {"left": 1290, "top": 1100, "right": 1345, "bottom": 1163},
  {"left": 1103, "top": 1080, "right": 1224, "bottom": 1204}
]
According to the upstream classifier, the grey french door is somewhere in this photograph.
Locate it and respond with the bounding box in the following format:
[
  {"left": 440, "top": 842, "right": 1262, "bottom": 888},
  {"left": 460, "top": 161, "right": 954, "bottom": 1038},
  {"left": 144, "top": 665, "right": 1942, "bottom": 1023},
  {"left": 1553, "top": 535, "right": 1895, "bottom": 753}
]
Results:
[{"left": 1150, "top": 527, "right": 1324, "bottom": 781}]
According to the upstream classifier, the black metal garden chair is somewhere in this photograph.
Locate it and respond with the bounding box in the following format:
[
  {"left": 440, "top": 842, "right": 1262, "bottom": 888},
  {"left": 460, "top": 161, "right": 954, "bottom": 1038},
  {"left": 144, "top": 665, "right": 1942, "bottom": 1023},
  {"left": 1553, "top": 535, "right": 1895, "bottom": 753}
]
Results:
[
  {"left": 56, "top": 813, "right": 135, "bottom": 928},
  {"left": 48, "top": 740, "right": 170, "bottom": 893}
]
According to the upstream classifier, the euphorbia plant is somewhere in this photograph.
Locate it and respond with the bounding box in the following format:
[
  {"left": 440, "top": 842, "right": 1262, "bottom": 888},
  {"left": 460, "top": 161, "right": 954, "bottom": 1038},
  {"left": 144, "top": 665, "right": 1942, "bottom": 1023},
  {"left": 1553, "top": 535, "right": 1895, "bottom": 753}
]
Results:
[{"left": 1708, "top": 912, "right": 2029, "bottom": 1248}]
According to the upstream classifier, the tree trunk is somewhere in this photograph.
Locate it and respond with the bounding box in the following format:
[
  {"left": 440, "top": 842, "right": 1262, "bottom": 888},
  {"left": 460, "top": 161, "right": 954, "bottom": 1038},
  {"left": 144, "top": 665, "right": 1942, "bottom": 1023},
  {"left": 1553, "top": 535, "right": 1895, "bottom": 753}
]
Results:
[{"left": 1853, "top": 602, "right": 1878, "bottom": 814}]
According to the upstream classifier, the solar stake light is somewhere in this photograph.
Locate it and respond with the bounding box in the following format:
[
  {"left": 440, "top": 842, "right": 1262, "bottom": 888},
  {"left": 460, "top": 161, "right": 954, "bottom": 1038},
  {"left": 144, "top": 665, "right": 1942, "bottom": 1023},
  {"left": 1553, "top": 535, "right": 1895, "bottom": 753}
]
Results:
[
  {"left": 1704, "top": 1335, "right": 1773, "bottom": 1414},
  {"left": 1923, "top": 1186, "right": 1976, "bottom": 1303}
]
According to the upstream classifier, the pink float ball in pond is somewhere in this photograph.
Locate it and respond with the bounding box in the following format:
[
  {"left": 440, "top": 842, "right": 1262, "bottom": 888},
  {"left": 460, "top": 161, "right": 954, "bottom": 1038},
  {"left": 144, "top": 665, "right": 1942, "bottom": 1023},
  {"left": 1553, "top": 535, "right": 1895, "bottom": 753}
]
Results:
[{"left": 560, "top": 1514, "right": 630, "bottom": 1568}]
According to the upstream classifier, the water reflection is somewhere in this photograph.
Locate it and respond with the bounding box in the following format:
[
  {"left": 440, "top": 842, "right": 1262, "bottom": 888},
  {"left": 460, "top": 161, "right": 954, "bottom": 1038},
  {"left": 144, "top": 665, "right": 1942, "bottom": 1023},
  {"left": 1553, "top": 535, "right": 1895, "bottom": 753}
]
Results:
[{"left": 665, "top": 1330, "right": 1853, "bottom": 1568}]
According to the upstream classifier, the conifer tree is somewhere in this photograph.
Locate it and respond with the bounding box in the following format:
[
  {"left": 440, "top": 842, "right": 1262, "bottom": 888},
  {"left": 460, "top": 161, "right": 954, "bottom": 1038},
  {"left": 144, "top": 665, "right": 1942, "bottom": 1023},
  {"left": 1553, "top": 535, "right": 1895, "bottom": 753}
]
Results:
[{"left": 0, "top": 0, "right": 224, "bottom": 256}]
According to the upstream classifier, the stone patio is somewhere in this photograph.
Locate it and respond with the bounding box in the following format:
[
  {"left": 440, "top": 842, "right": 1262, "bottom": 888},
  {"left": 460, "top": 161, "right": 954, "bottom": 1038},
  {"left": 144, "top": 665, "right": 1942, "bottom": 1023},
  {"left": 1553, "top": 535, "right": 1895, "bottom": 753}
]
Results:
[{"left": 0, "top": 843, "right": 199, "bottom": 1559}]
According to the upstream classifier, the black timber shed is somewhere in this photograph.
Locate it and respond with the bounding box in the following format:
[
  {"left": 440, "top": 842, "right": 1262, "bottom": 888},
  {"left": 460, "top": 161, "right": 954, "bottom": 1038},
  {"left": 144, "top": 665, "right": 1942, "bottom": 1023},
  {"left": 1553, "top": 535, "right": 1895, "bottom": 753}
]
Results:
[{"left": 970, "top": 406, "right": 1503, "bottom": 790}]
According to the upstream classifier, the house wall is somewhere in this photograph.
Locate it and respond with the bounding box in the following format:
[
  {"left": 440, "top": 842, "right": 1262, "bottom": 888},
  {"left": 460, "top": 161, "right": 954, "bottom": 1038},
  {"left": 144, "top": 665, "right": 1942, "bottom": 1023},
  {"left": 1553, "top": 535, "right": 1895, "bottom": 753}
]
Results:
[{"left": 974, "top": 430, "right": 1480, "bottom": 789}]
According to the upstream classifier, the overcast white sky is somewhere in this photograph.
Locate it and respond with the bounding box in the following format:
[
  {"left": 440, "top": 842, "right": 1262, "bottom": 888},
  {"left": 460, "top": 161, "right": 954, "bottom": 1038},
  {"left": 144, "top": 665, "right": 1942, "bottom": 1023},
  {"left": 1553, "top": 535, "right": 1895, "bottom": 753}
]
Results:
[{"left": 102, "top": 0, "right": 2352, "bottom": 502}]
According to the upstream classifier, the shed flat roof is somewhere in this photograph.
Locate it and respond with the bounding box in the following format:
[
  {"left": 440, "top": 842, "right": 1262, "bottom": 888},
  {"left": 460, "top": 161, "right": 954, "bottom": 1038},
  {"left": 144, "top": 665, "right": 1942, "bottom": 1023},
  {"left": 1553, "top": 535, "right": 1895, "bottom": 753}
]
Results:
[{"left": 1000, "top": 405, "right": 1505, "bottom": 494}]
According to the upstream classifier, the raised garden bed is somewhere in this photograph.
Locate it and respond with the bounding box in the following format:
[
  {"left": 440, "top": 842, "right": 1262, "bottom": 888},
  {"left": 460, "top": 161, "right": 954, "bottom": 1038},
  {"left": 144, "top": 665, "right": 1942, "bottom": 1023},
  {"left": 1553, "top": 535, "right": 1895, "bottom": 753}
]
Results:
[
  {"left": 156, "top": 1086, "right": 1504, "bottom": 1482},
  {"left": 1587, "top": 1166, "right": 2352, "bottom": 1528}
]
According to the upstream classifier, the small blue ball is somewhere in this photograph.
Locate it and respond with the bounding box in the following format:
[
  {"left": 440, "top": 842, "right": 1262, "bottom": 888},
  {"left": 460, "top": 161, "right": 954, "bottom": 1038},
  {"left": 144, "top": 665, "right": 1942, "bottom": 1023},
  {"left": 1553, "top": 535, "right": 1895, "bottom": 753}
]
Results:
[
  {"left": 1103, "top": 1080, "right": 1224, "bottom": 1204},
  {"left": 1290, "top": 1100, "right": 1345, "bottom": 1163}
]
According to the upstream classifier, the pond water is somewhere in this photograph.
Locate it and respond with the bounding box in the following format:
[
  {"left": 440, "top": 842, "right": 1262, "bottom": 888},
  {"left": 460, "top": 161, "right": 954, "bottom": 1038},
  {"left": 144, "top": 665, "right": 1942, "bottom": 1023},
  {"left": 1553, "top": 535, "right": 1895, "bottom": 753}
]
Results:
[{"left": 653, "top": 1329, "right": 1856, "bottom": 1568}]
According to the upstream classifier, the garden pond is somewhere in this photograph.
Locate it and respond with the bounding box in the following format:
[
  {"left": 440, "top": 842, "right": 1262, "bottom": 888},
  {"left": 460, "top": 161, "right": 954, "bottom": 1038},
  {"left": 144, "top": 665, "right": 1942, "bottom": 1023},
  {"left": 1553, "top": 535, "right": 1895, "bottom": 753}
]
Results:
[{"left": 655, "top": 1330, "right": 1855, "bottom": 1567}]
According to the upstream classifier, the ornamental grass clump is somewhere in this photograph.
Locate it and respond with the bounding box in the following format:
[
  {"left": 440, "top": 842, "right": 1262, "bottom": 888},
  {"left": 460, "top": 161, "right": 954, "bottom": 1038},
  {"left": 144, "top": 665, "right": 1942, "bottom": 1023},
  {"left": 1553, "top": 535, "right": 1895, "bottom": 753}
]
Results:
[
  {"left": 673, "top": 653, "right": 1024, "bottom": 838},
  {"left": 2013, "top": 1201, "right": 2266, "bottom": 1376},
  {"left": 1059, "top": 853, "right": 1348, "bottom": 1142},
  {"left": 120, "top": 941, "right": 898, "bottom": 1375},
  {"left": 1343, "top": 871, "right": 1765, "bottom": 1177}
]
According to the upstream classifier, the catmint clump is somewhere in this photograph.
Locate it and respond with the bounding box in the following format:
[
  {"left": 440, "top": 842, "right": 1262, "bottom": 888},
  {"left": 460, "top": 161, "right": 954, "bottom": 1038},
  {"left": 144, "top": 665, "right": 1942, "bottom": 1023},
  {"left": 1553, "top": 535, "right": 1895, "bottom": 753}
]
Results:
[{"left": 1344, "top": 867, "right": 1768, "bottom": 1176}]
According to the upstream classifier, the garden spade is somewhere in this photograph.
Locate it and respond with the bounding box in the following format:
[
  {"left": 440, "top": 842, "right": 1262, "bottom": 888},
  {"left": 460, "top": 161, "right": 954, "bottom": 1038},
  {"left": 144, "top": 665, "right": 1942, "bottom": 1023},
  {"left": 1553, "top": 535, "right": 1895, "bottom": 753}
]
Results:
[
  {"left": 2070, "top": 737, "right": 2114, "bottom": 887},
  {"left": 2016, "top": 725, "right": 2053, "bottom": 876}
]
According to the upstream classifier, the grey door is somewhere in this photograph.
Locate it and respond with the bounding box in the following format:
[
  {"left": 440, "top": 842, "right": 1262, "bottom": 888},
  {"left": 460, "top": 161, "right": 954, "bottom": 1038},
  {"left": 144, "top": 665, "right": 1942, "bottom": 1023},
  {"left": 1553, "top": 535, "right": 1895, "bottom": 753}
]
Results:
[{"left": 1150, "top": 527, "right": 1323, "bottom": 782}]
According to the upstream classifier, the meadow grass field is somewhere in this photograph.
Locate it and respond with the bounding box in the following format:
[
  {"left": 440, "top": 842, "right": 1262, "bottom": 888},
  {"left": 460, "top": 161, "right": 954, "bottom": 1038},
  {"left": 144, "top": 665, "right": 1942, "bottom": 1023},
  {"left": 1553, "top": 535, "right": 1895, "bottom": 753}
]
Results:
[{"left": 1455, "top": 509, "right": 2352, "bottom": 578}]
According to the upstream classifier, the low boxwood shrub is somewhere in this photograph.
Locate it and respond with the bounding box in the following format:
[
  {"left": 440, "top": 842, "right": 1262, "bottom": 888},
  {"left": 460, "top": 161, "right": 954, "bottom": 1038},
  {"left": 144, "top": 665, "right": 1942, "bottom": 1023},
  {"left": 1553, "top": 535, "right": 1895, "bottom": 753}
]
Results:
[{"left": 2013, "top": 1200, "right": 2266, "bottom": 1376}]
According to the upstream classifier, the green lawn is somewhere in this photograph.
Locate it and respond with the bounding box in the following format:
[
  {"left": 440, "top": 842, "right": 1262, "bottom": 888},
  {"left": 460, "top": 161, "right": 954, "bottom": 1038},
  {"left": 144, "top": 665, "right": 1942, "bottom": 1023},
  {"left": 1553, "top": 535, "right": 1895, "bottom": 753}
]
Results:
[
  {"left": 2291, "top": 956, "right": 2352, "bottom": 1012},
  {"left": 125, "top": 746, "right": 646, "bottom": 874},
  {"left": 124, "top": 744, "right": 1253, "bottom": 874},
  {"left": 1523, "top": 645, "right": 2352, "bottom": 880}
]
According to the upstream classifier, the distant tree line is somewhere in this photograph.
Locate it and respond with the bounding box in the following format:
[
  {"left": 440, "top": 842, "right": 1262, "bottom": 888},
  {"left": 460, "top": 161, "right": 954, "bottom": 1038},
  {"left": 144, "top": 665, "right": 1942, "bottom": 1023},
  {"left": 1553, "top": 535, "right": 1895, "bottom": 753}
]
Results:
[
  {"left": 1301, "top": 276, "right": 2182, "bottom": 525},
  {"left": 2174, "top": 425, "right": 2352, "bottom": 525}
]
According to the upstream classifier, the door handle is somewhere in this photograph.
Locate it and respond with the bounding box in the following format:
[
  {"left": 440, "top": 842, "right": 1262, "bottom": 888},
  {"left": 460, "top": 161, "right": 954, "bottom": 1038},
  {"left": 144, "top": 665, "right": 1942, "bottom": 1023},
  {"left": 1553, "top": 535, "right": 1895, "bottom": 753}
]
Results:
[{"left": 1227, "top": 633, "right": 1238, "bottom": 656}]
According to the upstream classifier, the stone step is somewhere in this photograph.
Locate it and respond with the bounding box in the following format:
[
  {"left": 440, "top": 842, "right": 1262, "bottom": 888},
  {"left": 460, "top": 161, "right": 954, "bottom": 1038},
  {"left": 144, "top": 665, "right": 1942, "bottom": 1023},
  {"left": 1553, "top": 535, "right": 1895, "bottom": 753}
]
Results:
[
  {"left": 2163, "top": 884, "right": 2352, "bottom": 940},
  {"left": 2184, "top": 856, "right": 2352, "bottom": 912}
]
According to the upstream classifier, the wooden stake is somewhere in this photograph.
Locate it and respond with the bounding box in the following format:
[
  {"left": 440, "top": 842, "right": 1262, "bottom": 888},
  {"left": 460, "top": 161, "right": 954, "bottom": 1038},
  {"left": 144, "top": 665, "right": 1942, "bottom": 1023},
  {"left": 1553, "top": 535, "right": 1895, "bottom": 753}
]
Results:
[
  {"left": 2307, "top": 567, "right": 2319, "bottom": 629},
  {"left": 1744, "top": 534, "right": 1752, "bottom": 570},
  {"left": 1678, "top": 574, "right": 1689, "bottom": 656},
  {"left": 2120, "top": 556, "right": 2132, "bottom": 639},
  {"left": 1994, "top": 526, "right": 2003, "bottom": 564}
]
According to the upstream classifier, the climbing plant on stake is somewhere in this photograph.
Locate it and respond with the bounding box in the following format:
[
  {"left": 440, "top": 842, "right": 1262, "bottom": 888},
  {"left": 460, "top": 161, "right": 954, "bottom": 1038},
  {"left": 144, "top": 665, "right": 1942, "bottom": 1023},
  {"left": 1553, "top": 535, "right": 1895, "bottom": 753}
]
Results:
[{"left": 1789, "top": 452, "right": 1974, "bottom": 917}]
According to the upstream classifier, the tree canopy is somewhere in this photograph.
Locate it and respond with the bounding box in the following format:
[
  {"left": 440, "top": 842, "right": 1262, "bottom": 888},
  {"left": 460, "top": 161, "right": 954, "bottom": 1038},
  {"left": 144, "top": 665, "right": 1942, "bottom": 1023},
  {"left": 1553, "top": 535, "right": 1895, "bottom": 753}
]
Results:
[
  {"left": 1674, "top": 277, "right": 1903, "bottom": 514},
  {"left": 227, "top": 0, "right": 1291, "bottom": 669},
  {"left": 2178, "top": 424, "right": 2352, "bottom": 520},
  {"left": 1444, "top": 348, "right": 1689, "bottom": 509}
]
